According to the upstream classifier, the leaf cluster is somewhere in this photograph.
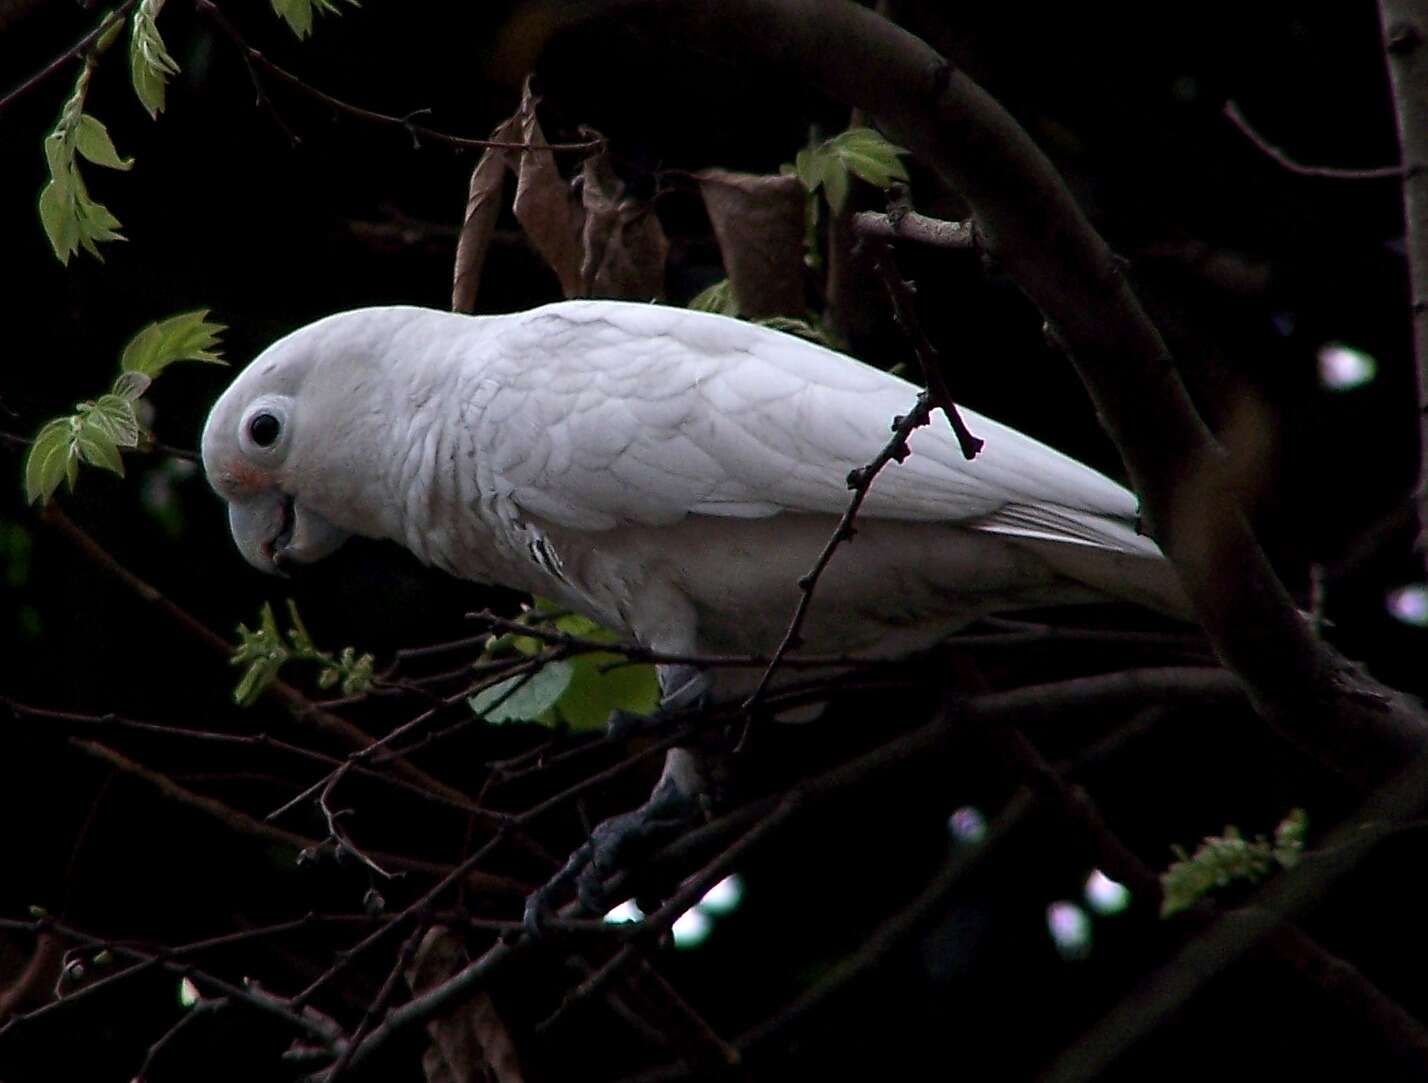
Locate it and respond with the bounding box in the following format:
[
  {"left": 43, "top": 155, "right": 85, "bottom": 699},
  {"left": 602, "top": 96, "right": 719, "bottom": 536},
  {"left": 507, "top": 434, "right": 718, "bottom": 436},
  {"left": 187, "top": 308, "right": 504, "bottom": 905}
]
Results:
[
  {"left": 788, "top": 127, "right": 910, "bottom": 215},
  {"left": 24, "top": 311, "right": 226, "bottom": 505},
  {"left": 231, "top": 599, "right": 375, "bottom": 707},
  {"left": 1159, "top": 808, "right": 1308, "bottom": 917},
  {"left": 38, "top": 0, "right": 358, "bottom": 262},
  {"left": 470, "top": 600, "right": 659, "bottom": 731}
]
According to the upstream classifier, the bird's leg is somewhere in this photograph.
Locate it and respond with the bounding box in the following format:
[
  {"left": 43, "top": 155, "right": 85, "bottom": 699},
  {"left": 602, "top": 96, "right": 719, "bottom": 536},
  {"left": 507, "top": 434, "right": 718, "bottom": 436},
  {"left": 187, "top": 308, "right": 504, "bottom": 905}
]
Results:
[
  {"left": 524, "top": 589, "right": 725, "bottom": 935},
  {"left": 523, "top": 748, "right": 715, "bottom": 935}
]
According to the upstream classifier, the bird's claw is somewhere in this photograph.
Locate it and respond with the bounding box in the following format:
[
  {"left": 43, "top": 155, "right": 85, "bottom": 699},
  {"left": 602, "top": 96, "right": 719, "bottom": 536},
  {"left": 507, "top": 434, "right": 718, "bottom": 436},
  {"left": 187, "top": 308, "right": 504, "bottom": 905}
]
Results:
[{"left": 522, "top": 770, "right": 705, "bottom": 938}]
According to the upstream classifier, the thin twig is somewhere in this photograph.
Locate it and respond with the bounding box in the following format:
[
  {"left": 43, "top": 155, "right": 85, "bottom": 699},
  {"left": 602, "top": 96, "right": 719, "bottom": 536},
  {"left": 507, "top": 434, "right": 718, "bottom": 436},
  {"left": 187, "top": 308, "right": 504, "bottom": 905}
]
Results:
[
  {"left": 193, "top": 0, "right": 604, "bottom": 155},
  {"left": 38, "top": 504, "right": 473, "bottom": 804},
  {"left": 874, "top": 249, "right": 985, "bottom": 459},
  {"left": 1223, "top": 101, "right": 1401, "bottom": 180},
  {"left": 0, "top": 1, "right": 139, "bottom": 114},
  {"left": 739, "top": 390, "right": 941, "bottom": 721}
]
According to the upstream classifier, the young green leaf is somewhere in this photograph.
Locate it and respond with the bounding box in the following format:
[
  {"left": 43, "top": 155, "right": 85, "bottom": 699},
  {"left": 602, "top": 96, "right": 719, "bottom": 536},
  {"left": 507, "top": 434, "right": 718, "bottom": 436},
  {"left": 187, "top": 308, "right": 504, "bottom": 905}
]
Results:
[
  {"left": 553, "top": 652, "right": 659, "bottom": 732},
  {"left": 231, "top": 602, "right": 290, "bottom": 706},
  {"left": 120, "top": 310, "right": 226, "bottom": 376},
  {"left": 82, "top": 394, "right": 142, "bottom": 448},
  {"left": 469, "top": 662, "right": 574, "bottom": 724},
  {"left": 39, "top": 56, "right": 130, "bottom": 264},
  {"left": 270, "top": 0, "right": 358, "bottom": 40},
  {"left": 113, "top": 371, "right": 153, "bottom": 402},
  {"left": 73, "top": 419, "right": 125, "bottom": 477},
  {"left": 1159, "top": 809, "right": 1308, "bottom": 917},
  {"left": 74, "top": 114, "right": 133, "bottom": 171},
  {"left": 130, "top": 0, "right": 179, "bottom": 120},
  {"left": 819, "top": 154, "right": 850, "bottom": 213},
  {"left": 38, "top": 180, "right": 80, "bottom": 264},
  {"left": 828, "top": 127, "right": 910, "bottom": 188},
  {"left": 24, "top": 419, "right": 77, "bottom": 505}
]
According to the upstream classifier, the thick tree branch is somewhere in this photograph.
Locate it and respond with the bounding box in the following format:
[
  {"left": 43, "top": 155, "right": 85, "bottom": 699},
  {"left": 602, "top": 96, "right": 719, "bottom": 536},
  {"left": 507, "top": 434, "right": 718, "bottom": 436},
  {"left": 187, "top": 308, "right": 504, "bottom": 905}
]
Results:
[
  {"left": 612, "top": 0, "right": 1428, "bottom": 781},
  {"left": 1377, "top": 0, "right": 1428, "bottom": 567}
]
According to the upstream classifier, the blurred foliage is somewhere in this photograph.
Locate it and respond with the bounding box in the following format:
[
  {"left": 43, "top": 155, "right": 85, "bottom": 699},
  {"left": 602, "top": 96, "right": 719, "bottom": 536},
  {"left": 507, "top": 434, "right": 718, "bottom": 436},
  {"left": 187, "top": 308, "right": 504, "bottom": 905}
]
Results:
[
  {"left": 474, "top": 599, "right": 659, "bottom": 730},
  {"left": 231, "top": 598, "right": 374, "bottom": 705},
  {"left": 24, "top": 310, "right": 224, "bottom": 504},
  {"left": 1160, "top": 808, "right": 1308, "bottom": 917}
]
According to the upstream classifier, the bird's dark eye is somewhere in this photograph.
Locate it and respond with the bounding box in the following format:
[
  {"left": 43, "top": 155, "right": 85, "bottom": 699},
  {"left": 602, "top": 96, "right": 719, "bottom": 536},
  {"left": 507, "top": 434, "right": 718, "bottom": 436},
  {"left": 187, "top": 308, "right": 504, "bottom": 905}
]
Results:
[{"left": 248, "top": 412, "right": 281, "bottom": 448}]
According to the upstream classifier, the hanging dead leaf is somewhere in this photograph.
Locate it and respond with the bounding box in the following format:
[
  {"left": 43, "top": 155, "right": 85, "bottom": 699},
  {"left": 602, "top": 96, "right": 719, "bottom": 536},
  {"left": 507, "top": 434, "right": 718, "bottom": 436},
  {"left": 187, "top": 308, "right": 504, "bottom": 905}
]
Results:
[
  {"left": 696, "top": 169, "right": 805, "bottom": 318},
  {"left": 404, "top": 926, "right": 526, "bottom": 1083},
  {"left": 452, "top": 114, "right": 520, "bottom": 313},
  {"left": 510, "top": 81, "right": 585, "bottom": 297},
  {"left": 579, "top": 152, "right": 668, "bottom": 300}
]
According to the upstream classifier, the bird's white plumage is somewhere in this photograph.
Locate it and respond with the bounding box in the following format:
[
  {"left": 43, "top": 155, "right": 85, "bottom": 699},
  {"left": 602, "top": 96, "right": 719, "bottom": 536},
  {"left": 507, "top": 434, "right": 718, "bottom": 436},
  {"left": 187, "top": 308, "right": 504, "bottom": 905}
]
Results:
[
  {"left": 475, "top": 302, "right": 1152, "bottom": 553},
  {"left": 202, "top": 300, "right": 1186, "bottom": 682}
]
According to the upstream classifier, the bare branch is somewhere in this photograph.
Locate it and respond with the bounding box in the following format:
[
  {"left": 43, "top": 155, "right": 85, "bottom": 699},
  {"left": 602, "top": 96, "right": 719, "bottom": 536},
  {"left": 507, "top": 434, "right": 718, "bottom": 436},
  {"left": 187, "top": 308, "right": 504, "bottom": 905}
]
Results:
[
  {"left": 0, "top": 2, "right": 138, "bottom": 114},
  {"left": 1377, "top": 1, "right": 1428, "bottom": 567},
  {"left": 854, "top": 208, "right": 975, "bottom": 248},
  {"left": 1223, "top": 101, "right": 1401, "bottom": 180},
  {"left": 602, "top": 0, "right": 1428, "bottom": 781}
]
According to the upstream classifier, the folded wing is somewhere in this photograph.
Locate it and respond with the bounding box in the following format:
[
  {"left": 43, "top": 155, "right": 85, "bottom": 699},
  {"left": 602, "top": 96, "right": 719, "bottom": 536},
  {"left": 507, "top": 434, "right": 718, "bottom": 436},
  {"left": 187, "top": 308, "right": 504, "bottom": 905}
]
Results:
[{"left": 479, "top": 301, "right": 1155, "bottom": 558}]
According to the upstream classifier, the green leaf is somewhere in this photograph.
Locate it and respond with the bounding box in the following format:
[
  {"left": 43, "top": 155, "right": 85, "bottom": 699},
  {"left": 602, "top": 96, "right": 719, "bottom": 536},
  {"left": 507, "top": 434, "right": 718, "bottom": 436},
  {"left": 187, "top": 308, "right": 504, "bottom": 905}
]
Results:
[
  {"left": 1159, "top": 809, "right": 1308, "bottom": 918},
  {"left": 120, "top": 309, "right": 226, "bottom": 376},
  {"left": 553, "top": 652, "right": 659, "bottom": 732},
  {"left": 793, "top": 146, "right": 821, "bottom": 192},
  {"left": 38, "top": 180, "right": 78, "bottom": 264},
  {"left": 82, "top": 394, "right": 142, "bottom": 448},
  {"left": 24, "top": 418, "right": 76, "bottom": 505},
  {"left": 43, "top": 132, "right": 70, "bottom": 180},
  {"left": 73, "top": 419, "right": 125, "bottom": 477},
  {"left": 469, "top": 661, "right": 574, "bottom": 724},
  {"left": 689, "top": 278, "right": 739, "bottom": 316},
  {"left": 95, "top": 10, "right": 126, "bottom": 53},
  {"left": 820, "top": 155, "right": 850, "bottom": 213},
  {"left": 74, "top": 114, "right": 132, "bottom": 171},
  {"left": 270, "top": 0, "right": 358, "bottom": 39},
  {"left": 828, "top": 127, "right": 909, "bottom": 189},
  {"left": 130, "top": 0, "right": 179, "bottom": 120},
  {"left": 113, "top": 371, "right": 153, "bottom": 401},
  {"left": 231, "top": 603, "right": 290, "bottom": 706}
]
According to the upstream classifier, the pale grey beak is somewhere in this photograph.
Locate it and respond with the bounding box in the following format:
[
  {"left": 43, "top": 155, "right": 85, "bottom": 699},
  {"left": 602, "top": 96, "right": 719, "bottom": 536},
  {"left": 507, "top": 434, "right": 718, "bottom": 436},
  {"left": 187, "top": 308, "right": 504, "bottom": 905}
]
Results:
[{"left": 228, "top": 492, "right": 349, "bottom": 575}]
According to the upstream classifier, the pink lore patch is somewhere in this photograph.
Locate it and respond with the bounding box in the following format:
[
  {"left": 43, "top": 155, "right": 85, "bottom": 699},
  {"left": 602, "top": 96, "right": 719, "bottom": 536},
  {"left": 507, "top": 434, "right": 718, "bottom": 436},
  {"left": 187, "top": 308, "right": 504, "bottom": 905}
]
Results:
[{"left": 217, "top": 458, "right": 272, "bottom": 495}]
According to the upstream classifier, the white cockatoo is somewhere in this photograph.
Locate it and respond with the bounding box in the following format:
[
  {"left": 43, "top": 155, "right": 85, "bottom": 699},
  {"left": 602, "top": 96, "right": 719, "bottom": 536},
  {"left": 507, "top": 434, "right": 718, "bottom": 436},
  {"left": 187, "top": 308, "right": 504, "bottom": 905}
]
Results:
[{"left": 202, "top": 300, "right": 1187, "bottom": 915}]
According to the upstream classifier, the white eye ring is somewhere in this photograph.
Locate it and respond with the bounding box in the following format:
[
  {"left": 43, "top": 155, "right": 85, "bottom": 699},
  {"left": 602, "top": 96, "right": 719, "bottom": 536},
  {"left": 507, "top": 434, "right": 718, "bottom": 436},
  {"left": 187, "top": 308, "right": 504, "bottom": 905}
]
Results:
[{"left": 239, "top": 397, "right": 292, "bottom": 457}]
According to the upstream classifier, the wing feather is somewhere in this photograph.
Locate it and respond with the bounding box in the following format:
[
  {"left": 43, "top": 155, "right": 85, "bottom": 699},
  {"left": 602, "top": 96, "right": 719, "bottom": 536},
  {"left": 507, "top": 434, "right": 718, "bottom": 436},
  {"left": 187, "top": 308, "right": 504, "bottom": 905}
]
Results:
[{"left": 477, "top": 301, "right": 1154, "bottom": 555}]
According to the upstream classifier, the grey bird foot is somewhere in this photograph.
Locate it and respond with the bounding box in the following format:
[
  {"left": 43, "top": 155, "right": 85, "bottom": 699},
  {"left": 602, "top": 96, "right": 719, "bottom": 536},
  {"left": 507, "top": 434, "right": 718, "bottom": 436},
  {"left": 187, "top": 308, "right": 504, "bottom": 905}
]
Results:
[
  {"left": 605, "top": 665, "right": 713, "bottom": 740},
  {"left": 523, "top": 764, "right": 706, "bottom": 937}
]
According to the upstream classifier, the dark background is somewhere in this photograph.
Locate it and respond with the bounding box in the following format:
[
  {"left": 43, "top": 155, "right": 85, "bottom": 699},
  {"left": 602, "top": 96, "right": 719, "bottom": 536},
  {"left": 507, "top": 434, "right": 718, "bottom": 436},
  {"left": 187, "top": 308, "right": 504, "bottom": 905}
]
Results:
[{"left": 1, "top": 2, "right": 1424, "bottom": 1080}]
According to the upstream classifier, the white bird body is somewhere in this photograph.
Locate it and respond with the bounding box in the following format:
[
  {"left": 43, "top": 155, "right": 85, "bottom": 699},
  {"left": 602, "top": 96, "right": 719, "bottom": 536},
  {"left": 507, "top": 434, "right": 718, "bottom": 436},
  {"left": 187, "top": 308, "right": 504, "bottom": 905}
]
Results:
[{"left": 202, "top": 300, "right": 1187, "bottom": 694}]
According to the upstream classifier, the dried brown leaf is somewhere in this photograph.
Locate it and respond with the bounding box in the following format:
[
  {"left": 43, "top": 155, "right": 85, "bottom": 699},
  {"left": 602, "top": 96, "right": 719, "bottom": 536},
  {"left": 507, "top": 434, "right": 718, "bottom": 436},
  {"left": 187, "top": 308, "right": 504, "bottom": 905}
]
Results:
[
  {"left": 405, "top": 926, "right": 526, "bottom": 1083},
  {"left": 510, "top": 81, "right": 585, "bottom": 297},
  {"left": 452, "top": 115, "right": 520, "bottom": 313},
  {"left": 697, "top": 169, "right": 806, "bottom": 318},
  {"left": 579, "top": 153, "right": 668, "bottom": 300}
]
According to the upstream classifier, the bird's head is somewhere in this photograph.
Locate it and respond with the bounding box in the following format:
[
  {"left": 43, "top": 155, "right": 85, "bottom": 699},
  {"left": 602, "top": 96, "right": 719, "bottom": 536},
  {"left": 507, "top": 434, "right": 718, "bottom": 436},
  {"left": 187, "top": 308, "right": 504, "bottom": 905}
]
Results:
[{"left": 201, "top": 308, "right": 433, "bottom": 575}]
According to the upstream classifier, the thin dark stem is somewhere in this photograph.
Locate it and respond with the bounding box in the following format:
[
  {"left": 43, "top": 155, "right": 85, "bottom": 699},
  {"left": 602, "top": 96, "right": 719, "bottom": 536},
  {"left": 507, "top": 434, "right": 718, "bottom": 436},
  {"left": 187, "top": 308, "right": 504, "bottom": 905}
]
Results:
[
  {"left": 193, "top": 0, "right": 603, "bottom": 155},
  {"left": 1223, "top": 101, "right": 1401, "bottom": 180},
  {"left": 0, "top": 2, "right": 138, "bottom": 114}
]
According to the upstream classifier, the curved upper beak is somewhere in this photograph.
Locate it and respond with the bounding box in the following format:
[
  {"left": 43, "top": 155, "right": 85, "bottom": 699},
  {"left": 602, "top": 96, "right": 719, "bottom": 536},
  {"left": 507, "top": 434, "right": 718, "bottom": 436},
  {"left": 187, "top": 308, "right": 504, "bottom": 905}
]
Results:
[
  {"left": 228, "top": 491, "right": 293, "bottom": 575},
  {"left": 227, "top": 490, "right": 351, "bottom": 576}
]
